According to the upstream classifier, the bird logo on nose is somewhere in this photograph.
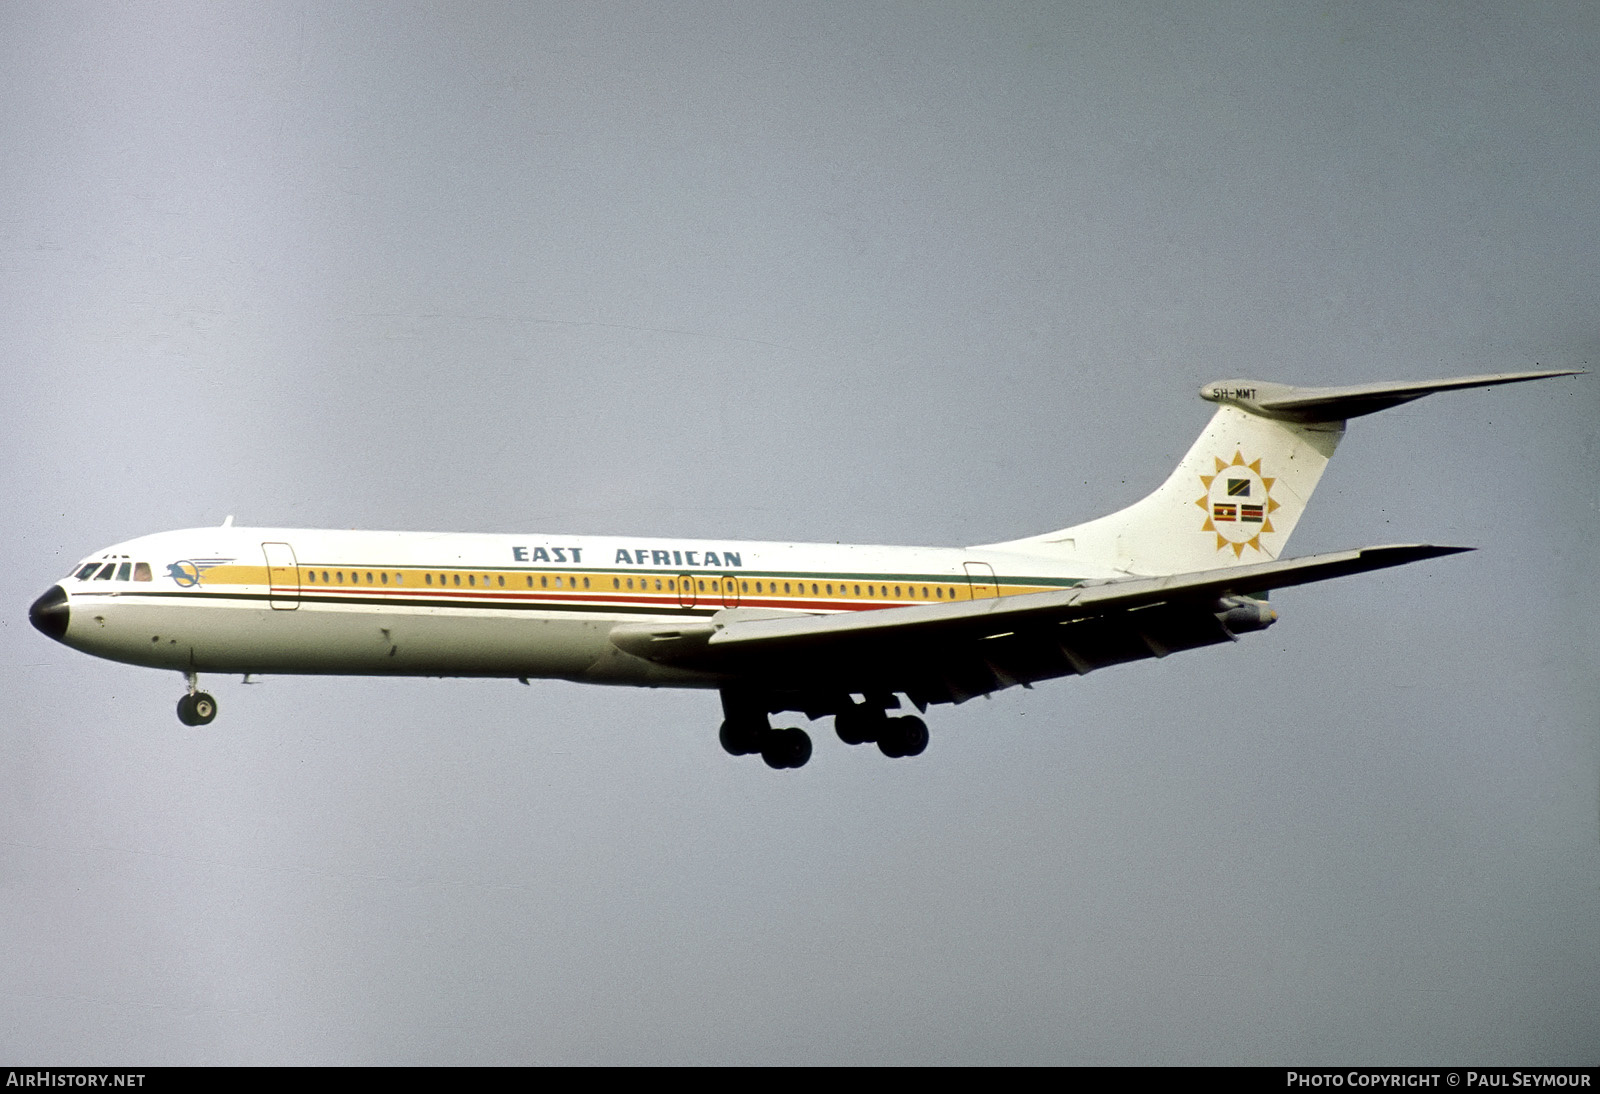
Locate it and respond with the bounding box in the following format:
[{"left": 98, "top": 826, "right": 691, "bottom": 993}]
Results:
[{"left": 166, "top": 559, "right": 231, "bottom": 587}]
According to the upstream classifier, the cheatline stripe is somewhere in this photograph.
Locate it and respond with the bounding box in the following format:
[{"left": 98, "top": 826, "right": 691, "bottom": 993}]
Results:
[
  {"left": 290, "top": 564, "right": 1085, "bottom": 587},
  {"left": 106, "top": 589, "right": 981, "bottom": 616},
  {"left": 109, "top": 573, "right": 1072, "bottom": 613},
  {"left": 112, "top": 590, "right": 718, "bottom": 616}
]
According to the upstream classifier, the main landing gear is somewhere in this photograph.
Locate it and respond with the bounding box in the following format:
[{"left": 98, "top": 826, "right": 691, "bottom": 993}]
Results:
[
  {"left": 719, "top": 717, "right": 813, "bottom": 769},
  {"left": 834, "top": 704, "right": 928, "bottom": 758},
  {"left": 718, "top": 693, "right": 929, "bottom": 770},
  {"left": 176, "top": 672, "right": 217, "bottom": 726}
]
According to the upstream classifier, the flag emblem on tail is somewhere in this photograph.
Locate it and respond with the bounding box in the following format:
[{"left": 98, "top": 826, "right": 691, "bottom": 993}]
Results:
[{"left": 1197, "top": 452, "right": 1280, "bottom": 558}]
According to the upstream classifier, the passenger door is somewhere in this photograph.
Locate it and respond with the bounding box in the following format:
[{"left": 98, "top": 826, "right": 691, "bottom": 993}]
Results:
[{"left": 262, "top": 542, "right": 300, "bottom": 610}]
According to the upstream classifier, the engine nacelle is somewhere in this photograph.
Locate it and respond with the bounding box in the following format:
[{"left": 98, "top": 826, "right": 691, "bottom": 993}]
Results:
[{"left": 1215, "top": 597, "right": 1278, "bottom": 635}]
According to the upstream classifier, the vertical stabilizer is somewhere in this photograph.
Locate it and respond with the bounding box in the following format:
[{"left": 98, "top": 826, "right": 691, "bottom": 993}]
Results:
[{"left": 992, "top": 405, "right": 1342, "bottom": 574}]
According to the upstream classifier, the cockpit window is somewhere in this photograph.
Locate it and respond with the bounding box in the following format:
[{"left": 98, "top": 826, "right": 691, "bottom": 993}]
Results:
[
  {"left": 116, "top": 562, "right": 131, "bottom": 581},
  {"left": 133, "top": 563, "right": 152, "bottom": 582},
  {"left": 75, "top": 563, "right": 101, "bottom": 580},
  {"left": 94, "top": 563, "right": 116, "bottom": 580}
]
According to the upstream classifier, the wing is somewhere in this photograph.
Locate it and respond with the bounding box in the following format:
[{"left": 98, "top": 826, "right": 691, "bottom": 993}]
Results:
[{"left": 607, "top": 544, "right": 1470, "bottom": 711}]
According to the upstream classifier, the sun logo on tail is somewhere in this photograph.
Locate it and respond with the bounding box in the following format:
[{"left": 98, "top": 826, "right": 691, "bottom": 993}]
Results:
[{"left": 1197, "top": 452, "right": 1279, "bottom": 558}]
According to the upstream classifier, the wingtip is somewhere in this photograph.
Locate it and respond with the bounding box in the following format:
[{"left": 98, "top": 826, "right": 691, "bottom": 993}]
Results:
[{"left": 1364, "top": 543, "right": 1475, "bottom": 561}]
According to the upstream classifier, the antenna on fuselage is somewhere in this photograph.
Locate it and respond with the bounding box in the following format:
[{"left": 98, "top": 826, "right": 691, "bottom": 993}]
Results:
[{"left": 221, "top": 515, "right": 234, "bottom": 528}]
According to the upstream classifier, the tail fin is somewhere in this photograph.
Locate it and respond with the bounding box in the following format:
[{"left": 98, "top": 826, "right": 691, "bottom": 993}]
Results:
[{"left": 986, "top": 369, "right": 1579, "bottom": 576}]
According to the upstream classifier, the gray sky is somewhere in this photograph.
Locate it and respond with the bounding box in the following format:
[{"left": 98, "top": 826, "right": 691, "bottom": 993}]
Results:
[{"left": 3, "top": 1, "right": 1597, "bottom": 1065}]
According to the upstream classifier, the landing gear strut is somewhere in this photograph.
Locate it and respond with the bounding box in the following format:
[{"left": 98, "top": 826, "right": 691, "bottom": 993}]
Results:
[{"left": 176, "top": 672, "right": 217, "bottom": 726}]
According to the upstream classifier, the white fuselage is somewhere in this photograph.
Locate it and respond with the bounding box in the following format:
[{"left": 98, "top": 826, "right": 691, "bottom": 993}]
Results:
[{"left": 45, "top": 526, "right": 1102, "bottom": 689}]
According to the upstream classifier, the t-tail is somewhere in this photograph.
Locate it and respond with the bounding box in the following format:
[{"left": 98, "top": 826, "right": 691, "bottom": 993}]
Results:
[{"left": 987, "top": 369, "right": 1579, "bottom": 576}]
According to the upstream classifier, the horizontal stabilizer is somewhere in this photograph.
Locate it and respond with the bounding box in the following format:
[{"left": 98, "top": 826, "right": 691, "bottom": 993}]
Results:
[
  {"left": 1200, "top": 369, "right": 1581, "bottom": 423},
  {"left": 706, "top": 544, "right": 1473, "bottom": 652}
]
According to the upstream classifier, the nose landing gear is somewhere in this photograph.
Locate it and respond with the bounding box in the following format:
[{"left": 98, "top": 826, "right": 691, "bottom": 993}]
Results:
[{"left": 176, "top": 672, "right": 218, "bottom": 726}]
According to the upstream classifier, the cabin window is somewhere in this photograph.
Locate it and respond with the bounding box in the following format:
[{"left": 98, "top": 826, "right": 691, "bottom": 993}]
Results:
[
  {"left": 583, "top": 577, "right": 590, "bottom": 589},
  {"left": 626, "top": 578, "right": 634, "bottom": 590},
  {"left": 667, "top": 579, "right": 675, "bottom": 591},
  {"left": 381, "top": 572, "right": 389, "bottom": 584},
  {"left": 613, "top": 578, "right": 620, "bottom": 589},
  {"left": 825, "top": 584, "right": 832, "bottom": 594},
  {"left": 453, "top": 574, "right": 460, "bottom": 586},
  {"left": 497, "top": 575, "right": 505, "bottom": 587},
  {"left": 741, "top": 581, "right": 748, "bottom": 593},
  {"left": 936, "top": 587, "right": 942, "bottom": 598},
  {"left": 306, "top": 571, "right": 316, "bottom": 583},
  {"left": 783, "top": 582, "right": 791, "bottom": 594},
  {"left": 540, "top": 576, "right": 548, "bottom": 588},
  {"left": 698, "top": 580, "right": 705, "bottom": 591},
  {"left": 364, "top": 572, "right": 372, "bottom": 583},
  {"left": 426, "top": 574, "right": 433, "bottom": 585},
  {"left": 336, "top": 572, "right": 344, "bottom": 583}
]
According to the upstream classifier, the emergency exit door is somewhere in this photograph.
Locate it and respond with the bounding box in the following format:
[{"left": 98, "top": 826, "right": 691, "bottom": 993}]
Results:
[{"left": 963, "top": 561, "right": 998, "bottom": 599}]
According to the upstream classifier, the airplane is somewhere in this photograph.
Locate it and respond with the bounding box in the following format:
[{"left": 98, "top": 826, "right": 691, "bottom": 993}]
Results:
[{"left": 29, "top": 368, "right": 1578, "bottom": 769}]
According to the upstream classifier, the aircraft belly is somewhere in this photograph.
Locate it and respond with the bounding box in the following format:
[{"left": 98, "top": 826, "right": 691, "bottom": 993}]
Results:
[{"left": 67, "top": 596, "right": 622, "bottom": 678}]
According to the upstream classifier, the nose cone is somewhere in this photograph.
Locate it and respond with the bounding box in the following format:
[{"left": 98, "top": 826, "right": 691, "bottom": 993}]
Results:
[{"left": 29, "top": 585, "right": 70, "bottom": 641}]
